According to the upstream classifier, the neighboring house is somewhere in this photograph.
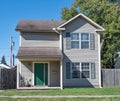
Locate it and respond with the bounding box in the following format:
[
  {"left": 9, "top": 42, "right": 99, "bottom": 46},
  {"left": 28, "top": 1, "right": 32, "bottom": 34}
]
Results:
[
  {"left": 16, "top": 13, "right": 105, "bottom": 89},
  {"left": 0, "top": 64, "right": 11, "bottom": 69},
  {"left": 114, "top": 52, "right": 120, "bottom": 68}
]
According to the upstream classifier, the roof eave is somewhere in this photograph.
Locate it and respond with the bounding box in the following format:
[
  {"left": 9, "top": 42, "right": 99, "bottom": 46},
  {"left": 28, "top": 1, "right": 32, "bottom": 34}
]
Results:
[
  {"left": 95, "top": 29, "right": 105, "bottom": 32},
  {"left": 17, "top": 56, "right": 62, "bottom": 61},
  {"left": 15, "top": 29, "right": 55, "bottom": 33}
]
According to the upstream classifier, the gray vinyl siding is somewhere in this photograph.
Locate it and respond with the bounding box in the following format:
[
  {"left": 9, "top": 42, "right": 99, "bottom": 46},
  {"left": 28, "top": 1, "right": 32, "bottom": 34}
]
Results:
[
  {"left": 20, "top": 61, "right": 33, "bottom": 87},
  {"left": 19, "top": 61, "right": 60, "bottom": 87},
  {"left": 50, "top": 61, "right": 60, "bottom": 87},
  {"left": 63, "top": 60, "right": 100, "bottom": 87},
  {"left": 62, "top": 16, "right": 101, "bottom": 87},
  {"left": 21, "top": 32, "right": 59, "bottom": 47}
]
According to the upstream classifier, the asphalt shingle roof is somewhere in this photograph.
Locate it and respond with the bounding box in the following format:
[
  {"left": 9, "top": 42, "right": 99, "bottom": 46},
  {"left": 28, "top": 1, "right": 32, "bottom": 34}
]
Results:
[
  {"left": 16, "top": 20, "right": 66, "bottom": 32},
  {"left": 17, "top": 47, "right": 62, "bottom": 59}
]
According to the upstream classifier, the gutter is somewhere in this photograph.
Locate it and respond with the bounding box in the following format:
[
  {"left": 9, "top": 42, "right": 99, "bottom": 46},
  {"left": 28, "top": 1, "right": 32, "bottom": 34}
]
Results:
[{"left": 52, "top": 28, "right": 65, "bottom": 33}]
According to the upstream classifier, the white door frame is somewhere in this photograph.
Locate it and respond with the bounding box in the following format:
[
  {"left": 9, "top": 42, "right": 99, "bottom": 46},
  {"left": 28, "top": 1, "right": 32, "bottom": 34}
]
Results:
[{"left": 32, "top": 62, "right": 50, "bottom": 86}]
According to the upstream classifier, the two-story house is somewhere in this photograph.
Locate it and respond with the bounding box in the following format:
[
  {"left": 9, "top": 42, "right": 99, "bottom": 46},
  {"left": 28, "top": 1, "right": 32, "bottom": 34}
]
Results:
[{"left": 16, "top": 13, "right": 105, "bottom": 89}]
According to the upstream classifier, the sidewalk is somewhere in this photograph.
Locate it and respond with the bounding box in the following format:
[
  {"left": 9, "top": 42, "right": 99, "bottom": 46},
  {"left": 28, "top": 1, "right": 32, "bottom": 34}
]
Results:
[{"left": 0, "top": 95, "right": 120, "bottom": 98}]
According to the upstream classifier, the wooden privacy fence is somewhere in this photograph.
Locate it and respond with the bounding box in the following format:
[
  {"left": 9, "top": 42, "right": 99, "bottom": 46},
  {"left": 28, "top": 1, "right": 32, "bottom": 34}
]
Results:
[
  {"left": 101, "top": 69, "right": 120, "bottom": 88},
  {"left": 0, "top": 68, "right": 16, "bottom": 89}
]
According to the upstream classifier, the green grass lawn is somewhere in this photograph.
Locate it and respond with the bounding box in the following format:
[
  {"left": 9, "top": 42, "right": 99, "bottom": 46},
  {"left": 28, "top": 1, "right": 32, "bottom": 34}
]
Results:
[
  {"left": 0, "top": 88, "right": 120, "bottom": 96},
  {"left": 0, "top": 97, "right": 120, "bottom": 101},
  {"left": 0, "top": 88, "right": 120, "bottom": 101}
]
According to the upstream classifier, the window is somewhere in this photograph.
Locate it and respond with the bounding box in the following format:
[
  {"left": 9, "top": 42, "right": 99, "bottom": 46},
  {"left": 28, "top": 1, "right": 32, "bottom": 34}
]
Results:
[
  {"left": 81, "top": 33, "right": 89, "bottom": 49},
  {"left": 71, "top": 33, "right": 79, "bottom": 48},
  {"left": 72, "top": 63, "right": 80, "bottom": 78},
  {"left": 81, "top": 63, "right": 90, "bottom": 78},
  {"left": 66, "top": 62, "right": 96, "bottom": 79},
  {"left": 70, "top": 33, "right": 90, "bottom": 49}
]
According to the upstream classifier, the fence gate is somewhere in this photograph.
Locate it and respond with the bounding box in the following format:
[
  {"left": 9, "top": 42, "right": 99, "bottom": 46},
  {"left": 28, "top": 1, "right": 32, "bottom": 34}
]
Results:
[{"left": 101, "top": 69, "right": 120, "bottom": 88}]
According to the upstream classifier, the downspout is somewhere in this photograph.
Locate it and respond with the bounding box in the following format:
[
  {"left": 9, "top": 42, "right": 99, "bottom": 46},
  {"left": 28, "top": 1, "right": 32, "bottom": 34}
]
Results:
[
  {"left": 100, "top": 38, "right": 107, "bottom": 52},
  {"left": 53, "top": 27, "right": 65, "bottom": 90},
  {"left": 100, "top": 39, "right": 105, "bottom": 52}
]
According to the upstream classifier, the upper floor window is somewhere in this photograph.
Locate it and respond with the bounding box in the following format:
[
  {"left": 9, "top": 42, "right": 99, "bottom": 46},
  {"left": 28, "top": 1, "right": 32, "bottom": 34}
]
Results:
[
  {"left": 81, "top": 33, "right": 89, "bottom": 49},
  {"left": 66, "top": 32, "right": 95, "bottom": 50},
  {"left": 71, "top": 33, "right": 79, "bottom": 49},
  {"left": 71, "top": 33, "right": 90, "bottom": 49}
]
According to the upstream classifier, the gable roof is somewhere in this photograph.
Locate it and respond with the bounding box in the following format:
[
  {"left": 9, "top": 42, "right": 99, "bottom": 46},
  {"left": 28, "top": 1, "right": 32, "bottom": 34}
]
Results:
[
  {"left": 16, "top": 13, "right": 105, "bottom": 32},
  {"left": 16, "top": 20, "right": 66, "bottom": 32},
  {"left": 58, "top": 13, "right": 105, "bottom": 31}
]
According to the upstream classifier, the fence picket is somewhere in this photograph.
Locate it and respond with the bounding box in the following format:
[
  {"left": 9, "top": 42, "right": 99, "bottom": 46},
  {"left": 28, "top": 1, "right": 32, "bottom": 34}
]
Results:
[
  {"left": 0, "top": 68, "right": 16, "bottom": 89},
  {"left": 102, "top": 69, "right": 120, "bottom": 88}
]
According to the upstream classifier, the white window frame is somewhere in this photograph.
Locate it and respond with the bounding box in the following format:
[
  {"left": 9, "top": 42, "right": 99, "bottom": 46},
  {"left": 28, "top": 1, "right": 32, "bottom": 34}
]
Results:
[
  {"left": 71, "top": 33, "right": 79, "bottom": 49},
  {"left": 71, "top": 62, "right": 80, "bottom": 79},
  {"left": 70, "top": 33, "right": 90, "bottom": 49},
  {"left": 68, "top": 62, "right": 92, "bottom": 79},
  {"left": 81, "top": 62, "right": 91, "bottom": 78},
  {"left": 81, "top": 33, "right": 90, "bottom": 49}
]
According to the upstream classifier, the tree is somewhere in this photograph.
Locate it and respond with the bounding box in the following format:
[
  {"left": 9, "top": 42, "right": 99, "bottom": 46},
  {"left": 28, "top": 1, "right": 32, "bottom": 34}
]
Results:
[
  {"left": 61, "top": 0, "right": 120, "bottom": 68},
  {"left": 107, "top": 0, "right": 120, "bottom": 5},
  {"left": 1, "top": 56, "right": 7, "bottom": 65}
]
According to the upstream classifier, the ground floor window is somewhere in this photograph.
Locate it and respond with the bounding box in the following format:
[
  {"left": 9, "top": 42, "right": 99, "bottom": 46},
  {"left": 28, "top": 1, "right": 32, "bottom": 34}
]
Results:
[
  {"left": 72, "top": 63, "right": 80, "bottom": 78},
  {"left": 81, "top": 63, "right": 90, "bottom": 78},
  {"left": 66, "top": 62, "right": 96, "bottom": 79}
]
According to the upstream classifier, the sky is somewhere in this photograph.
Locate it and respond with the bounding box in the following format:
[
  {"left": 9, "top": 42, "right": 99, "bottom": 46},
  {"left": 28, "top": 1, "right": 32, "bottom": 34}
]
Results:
[{"left": 0, "top": 0, "right": 74, "bottom": 65}]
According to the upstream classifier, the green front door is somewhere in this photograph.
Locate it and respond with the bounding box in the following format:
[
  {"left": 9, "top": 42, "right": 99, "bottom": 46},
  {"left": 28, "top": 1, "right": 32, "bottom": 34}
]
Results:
[{"left": 34, "top": 63, "right": 48, "bottom": 86}]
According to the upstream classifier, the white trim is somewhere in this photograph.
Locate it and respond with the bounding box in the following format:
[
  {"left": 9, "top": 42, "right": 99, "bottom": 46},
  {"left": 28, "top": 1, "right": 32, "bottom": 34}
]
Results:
[
  {"left": 17, "top": 60, "right": 20, "bottom": 89},
  {"left": 81, "top": 33, "right": 90, "bottom": 49},
  {"left": 79, "top": 33, "right": 81, "bottom": 49},
  {"left": 58, "top": 13, "right": 105, "bottom": 31},
  {"left": 98, "top": 33, "right": 102, "bottom": 88},
  {"left": 32, "top": 62, "right": 34, "bottom": 86},
  {"left": 53, "top": 28, "right": 65, "bottom": 31},
  {"left": 60, "top": 60, "right": 63, "bottom": 89},
  {"left": 95, "top": 29, "right": 105, "bottom": 32},
  {"left": 33, "top": 62, "right": 49, "bottom": 86},
  {"left": 44, "top": 66, "right": 45, "bottom": 86},
  {"left": 52, "top": 28, "right": 65, "bottom": 34},
  {"left": 48, "top": 63, "right": 50, "bottom": 86},
  {"left": 59, "top": 32, "right": 62, "bottom": 50},
  {"left": 70, "top": 32, "right": 90, "bottom": 50},
  {"left": 81, "top": 62, "right": 90, "bottom": 79},
  {"left": 20, "top": 61, "right": 21, "bottom": 78},
  {"left": 70, "top": 62, "right": 93, "bottom": 79}
]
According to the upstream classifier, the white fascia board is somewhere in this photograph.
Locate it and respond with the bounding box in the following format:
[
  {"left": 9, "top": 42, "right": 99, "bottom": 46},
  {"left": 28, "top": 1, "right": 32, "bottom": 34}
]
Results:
[
  {"left": 52, "top": 28, "right": 65, "bottom": 34},
  {"left": 80, "top": 14, "right": 105, "bottom": 31},
  {"left": 53, "top": 28, "right": 65, "bottom": 31},
  {"left": 95, "top": 29, "right": 105, "bottom": 32},
  {"left": 58, "top": 13, "right": 82, "bottom": 28}
]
